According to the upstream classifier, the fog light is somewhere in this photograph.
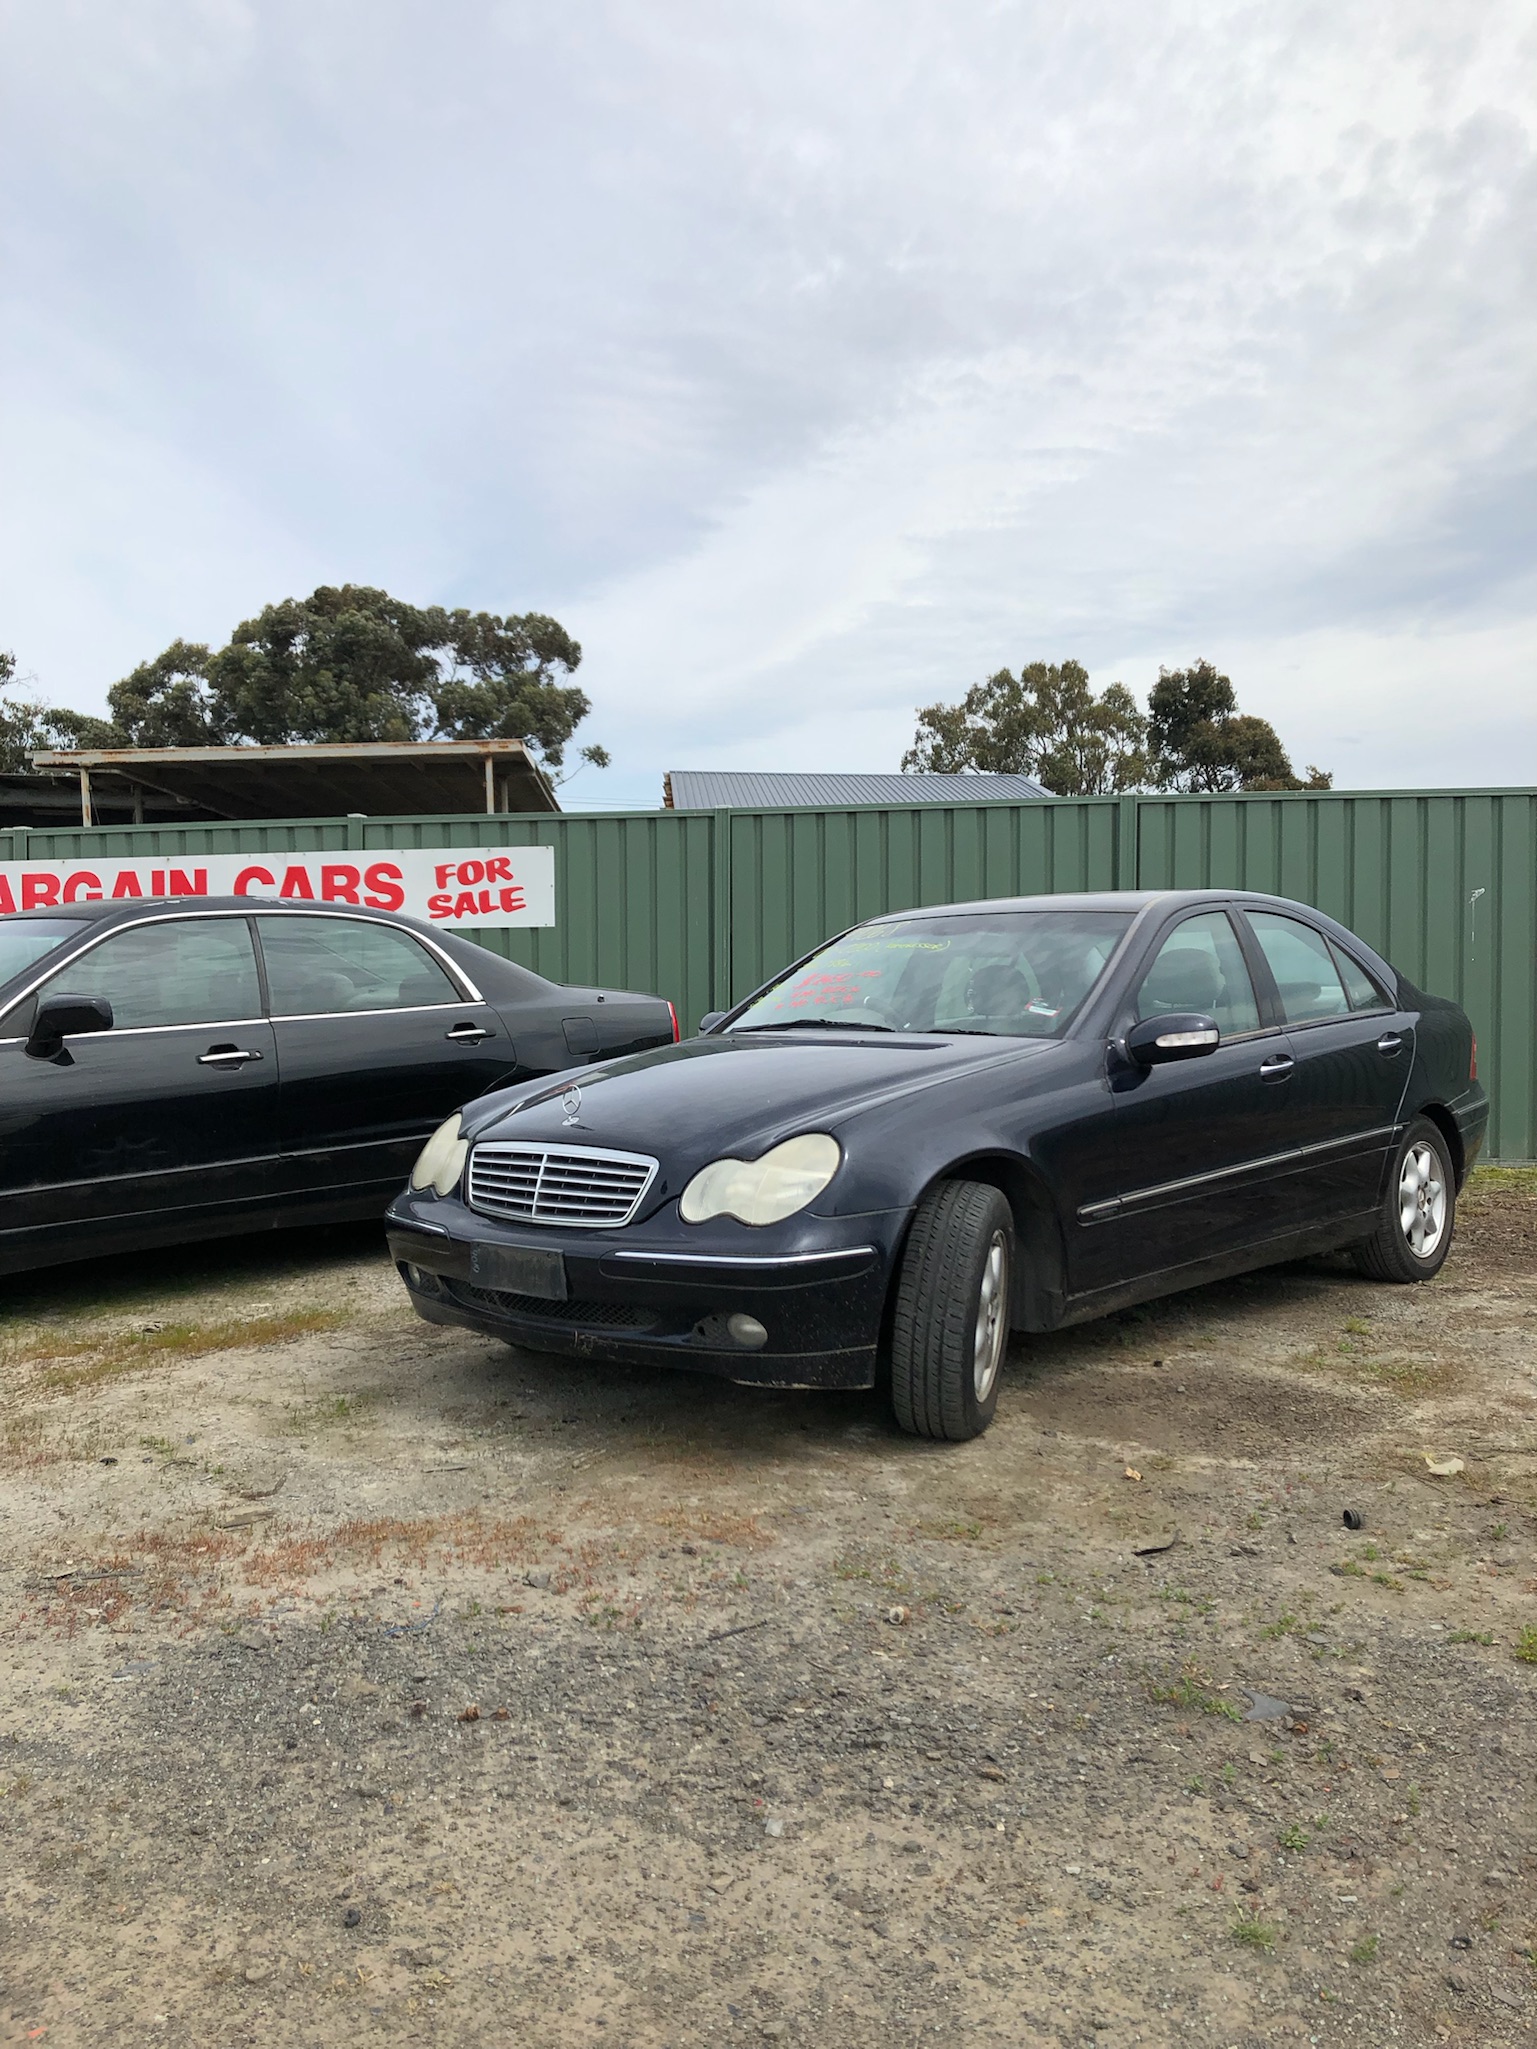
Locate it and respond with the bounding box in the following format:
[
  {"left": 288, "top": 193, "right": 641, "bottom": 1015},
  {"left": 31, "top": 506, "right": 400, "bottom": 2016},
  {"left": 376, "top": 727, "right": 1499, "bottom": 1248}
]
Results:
[{"left": 726, "top": 1312, "right": 768, "bottom": 1350}]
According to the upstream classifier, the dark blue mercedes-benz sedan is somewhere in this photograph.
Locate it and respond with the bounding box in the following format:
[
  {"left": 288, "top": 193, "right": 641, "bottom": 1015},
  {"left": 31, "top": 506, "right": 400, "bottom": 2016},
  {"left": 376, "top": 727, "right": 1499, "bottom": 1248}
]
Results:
[{"left": 388, "top": 890, "right": 1488, "bottom": 1440}]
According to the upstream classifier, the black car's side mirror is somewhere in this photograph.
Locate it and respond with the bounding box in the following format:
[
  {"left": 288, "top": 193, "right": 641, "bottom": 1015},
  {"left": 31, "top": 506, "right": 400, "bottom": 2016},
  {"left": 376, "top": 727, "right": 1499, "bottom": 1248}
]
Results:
[
  {"left": 1125, "top": 1012, "right": 1220, "bottom": 1067},
  {"left": 698, "top": 1011, "right": 727, "bottom": 1034},
  {"left": 26, "top": 993, "right": 114, "bottom": 1061}
]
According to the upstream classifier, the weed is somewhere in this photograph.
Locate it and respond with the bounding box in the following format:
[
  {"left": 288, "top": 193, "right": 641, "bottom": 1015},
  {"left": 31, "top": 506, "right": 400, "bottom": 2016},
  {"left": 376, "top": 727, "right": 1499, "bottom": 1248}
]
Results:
[
  {"left": 28, "top": 1309, "right": 347, "bottom": 1392},
  {"left": 1262, "top": 1610, "right": 1303, "bottom": 1639},
  {"left": 912, "top": 1517, "right": 985, "bottom": 1543},
  {"left": 1406, "top": 1784, "right": 1421, "bottom": 1817},
  {"left": 1350, "top": 1934, "right": 1380, "bottom": 1965},
  {"left": 1515, "top": 1626, "right": 1537, "bottom": 1666},
  {"left": 1276, "top": 1823, "right": 1310, "bottom": 1852},
  {"left": 1343, "top": 1317, "right": 1371, "bottom": 1336},
  {"left": 1220, "top": 1763, "right": 1238, "bottom": 1789},
  {"left": 1370, "top": 1572, "right": 1404, "bottom": 1592},
  {"left": 1491, "top": 1521, "right": 1509, "bottom": 1543},
  {"left": 1148, "top": 1663, "right": 1242, "bottom": 1722},
  {"left": 1231, "top": 1917, "right": 1276, "bottom": 1951},
  {"left": 1448, "top": 1629, "right": 1494, "bottom": 1646},
  {"left": 1185, "top": 1776, "right": 1205, "bottom": 1795},
  {"left": 1362, "top": 1542, "right": 1379, "bottom": 1561}
]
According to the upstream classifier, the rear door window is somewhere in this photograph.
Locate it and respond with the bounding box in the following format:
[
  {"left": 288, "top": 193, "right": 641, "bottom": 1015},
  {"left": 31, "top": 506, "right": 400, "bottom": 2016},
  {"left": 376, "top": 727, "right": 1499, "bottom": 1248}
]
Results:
[
  {"left": 1330, "top": 943, "right": 1387, "bottom": 1013},
  {"left": 256, "top": 916, "right": 460, "bottom": 1016},
  {"left": 43, "top": 918, "right": 262, "bottom": 1030},
  {"left": 1247, "top": 912, "right": 1351, "bottom": 1025}
]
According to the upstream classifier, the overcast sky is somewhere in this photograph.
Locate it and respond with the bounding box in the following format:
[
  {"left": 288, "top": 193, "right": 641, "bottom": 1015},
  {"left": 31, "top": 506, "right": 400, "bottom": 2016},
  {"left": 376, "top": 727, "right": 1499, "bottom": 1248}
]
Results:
[{"left": 2, "top": 0, "right": 1533, "bottom": 807}]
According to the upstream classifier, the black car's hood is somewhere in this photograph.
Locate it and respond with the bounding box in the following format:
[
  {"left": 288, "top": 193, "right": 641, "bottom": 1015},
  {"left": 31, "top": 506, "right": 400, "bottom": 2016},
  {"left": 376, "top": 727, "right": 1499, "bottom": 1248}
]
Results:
[{"left": 464, "top": 1029, "right": 1059, "bottom": 1166}]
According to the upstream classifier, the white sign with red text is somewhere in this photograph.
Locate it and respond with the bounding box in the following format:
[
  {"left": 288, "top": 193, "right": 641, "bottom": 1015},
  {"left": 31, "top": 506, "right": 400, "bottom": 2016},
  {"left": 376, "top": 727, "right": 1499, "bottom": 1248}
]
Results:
[{"left": 0, "top": 846, "right": 556, "bottom": 929}]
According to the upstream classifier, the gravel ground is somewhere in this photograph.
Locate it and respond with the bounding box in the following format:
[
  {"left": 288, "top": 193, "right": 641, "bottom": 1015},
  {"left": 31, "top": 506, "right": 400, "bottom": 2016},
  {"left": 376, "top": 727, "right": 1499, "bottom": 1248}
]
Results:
[{"left": 1, "top": 1172, "right": 1534, "bottom": 2049}]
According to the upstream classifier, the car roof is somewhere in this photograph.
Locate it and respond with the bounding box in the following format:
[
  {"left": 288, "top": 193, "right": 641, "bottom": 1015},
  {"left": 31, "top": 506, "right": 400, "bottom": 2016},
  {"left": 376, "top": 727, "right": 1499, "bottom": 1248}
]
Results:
[
  {"left": 864, "top": 888, "right": 1299, "bottom": 920},
  {"left": 1, "top": 897, "right": 411, "bottom": 924}
]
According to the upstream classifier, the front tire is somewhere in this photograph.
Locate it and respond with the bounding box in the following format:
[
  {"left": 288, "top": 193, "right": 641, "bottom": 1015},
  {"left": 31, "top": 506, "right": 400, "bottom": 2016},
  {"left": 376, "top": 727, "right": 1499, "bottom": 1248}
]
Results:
[
  {"left": 890, "top": 1181, "right": 1014, "bottom": 1441},
  {"left": 1352, "top": 1118, "right": 1456, "bottom": 1283}
]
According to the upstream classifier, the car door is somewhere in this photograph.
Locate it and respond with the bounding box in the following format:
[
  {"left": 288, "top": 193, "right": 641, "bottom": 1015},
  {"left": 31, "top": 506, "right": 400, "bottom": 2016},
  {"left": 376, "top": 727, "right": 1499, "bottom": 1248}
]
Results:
[
  {"left": 1239, "top": 908, "right": 1410, "bottom": 1226},
  {"left": 255, "top": 912, "right": 518, "bottom": 1201},
  {"left": 0, "top": 912, "right": 278, "bottom": 1247},
  {"left": 1106, "top": 908, "right": 1298, "bottom": 1279}
]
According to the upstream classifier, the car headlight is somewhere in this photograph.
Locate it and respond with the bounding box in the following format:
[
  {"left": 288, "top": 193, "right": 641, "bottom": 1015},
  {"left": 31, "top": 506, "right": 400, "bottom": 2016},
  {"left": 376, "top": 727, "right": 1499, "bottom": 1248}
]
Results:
[
  {"left": 679, "top": 1133, "right": 841, "bottom": 1226},
  {"left": 410, "top": 1114, "right": 469, "bottom": 1197}
]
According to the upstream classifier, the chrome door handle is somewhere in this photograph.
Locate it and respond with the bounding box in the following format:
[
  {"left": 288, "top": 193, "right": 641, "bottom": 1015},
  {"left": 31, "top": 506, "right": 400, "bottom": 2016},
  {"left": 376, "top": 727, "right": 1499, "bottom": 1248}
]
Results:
[
  {"left": 198, "top": 1046, "right": 263, "bottom": 1067},
  {"left": 1377, "top": 1032, "right": 1403, "bottom": 1056},
  {"left": 1259, "top": 1053, "right": 1295, "bottom": 1079},
  {"left": 445, "top": 1022, "right": 494, "bottom": 1043}
]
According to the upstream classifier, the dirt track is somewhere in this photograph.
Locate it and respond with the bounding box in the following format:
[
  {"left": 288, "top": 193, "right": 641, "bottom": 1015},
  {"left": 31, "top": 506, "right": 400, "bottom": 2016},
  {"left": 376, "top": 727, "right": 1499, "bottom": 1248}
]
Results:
[{"left": 1, "top": 1173, "right": 1534, "bottom": 2048}]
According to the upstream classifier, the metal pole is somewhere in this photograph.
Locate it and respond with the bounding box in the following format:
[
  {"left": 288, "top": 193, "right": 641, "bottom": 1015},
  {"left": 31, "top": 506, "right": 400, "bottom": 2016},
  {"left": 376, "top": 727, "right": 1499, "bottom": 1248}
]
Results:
[
  {"left": 484, "top": 755, "right": 496, "bottom": 814},
  {"left": 79, "top": 767, "right": 92, "bottom": 827}
]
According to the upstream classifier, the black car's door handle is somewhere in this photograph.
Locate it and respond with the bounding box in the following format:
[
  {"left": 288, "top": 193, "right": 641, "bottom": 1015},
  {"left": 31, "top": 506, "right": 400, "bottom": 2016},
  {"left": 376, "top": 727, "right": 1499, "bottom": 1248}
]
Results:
[
  {"left": 198, "top": 1045, "right": 264, "bottom": 1068},
  {"left": 1377, "top": 1032, "right": 1403, "bottom": 1056},
  {"left": 1259, "top": 1053, "right": 1295, "bottom": 1080},
  {"left": 445, "top": 1021, "right": 495, "bottom": 1044}
]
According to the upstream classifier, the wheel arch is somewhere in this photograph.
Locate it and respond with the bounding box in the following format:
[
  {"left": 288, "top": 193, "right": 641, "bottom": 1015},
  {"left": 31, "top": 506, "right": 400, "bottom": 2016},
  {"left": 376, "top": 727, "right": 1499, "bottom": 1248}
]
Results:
[
  {"left": 916, "top": 1150, "right": 1068, "bottom": 1332},
  {"left": 1415, "top": 1101, "right": 1466, "bottom": 1189}
]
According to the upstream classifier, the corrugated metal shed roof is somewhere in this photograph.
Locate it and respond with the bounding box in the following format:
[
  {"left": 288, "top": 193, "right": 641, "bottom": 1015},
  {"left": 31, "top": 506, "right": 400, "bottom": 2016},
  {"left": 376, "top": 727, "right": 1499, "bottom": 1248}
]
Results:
[{"left": 663, "top": 770, "right": 1049, "bottom": 809}]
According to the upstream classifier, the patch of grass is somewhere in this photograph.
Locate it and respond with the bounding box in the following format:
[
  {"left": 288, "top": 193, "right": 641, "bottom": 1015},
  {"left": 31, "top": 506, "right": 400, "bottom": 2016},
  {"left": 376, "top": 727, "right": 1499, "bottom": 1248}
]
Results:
[
  {"left": 1448, "top": 1628, "right": 1494, "bottom": 1645},
  {"left": 27, "top": 1309, "right": 348, "bottom": 1392},
  {"left": 1148, "top": 1662, "right": 1243, "bottom": 1722},
  {"left": 1261, "top": 1610, "right": 1303, "bottom": 1639},
  {"left": 1276, "top": 1823, "right": 1310, "bottom": 1851},
  {"left": 1350, "top": 1934, "right": 1380, "bottom": 1965},
  {"left": 1343, "top": 1317, "right": 1371, "bottom": 1336},
  {"left": 1232, "top": 1917, "right": 1276, "bottom": 1951},
  {"left": 1468, "top": 1164, "right": 1537, "bottom": 1197},
  {"left": 911, "top": 1517, "right": 985, "bottom": 1543},
  {"left": 1515, "top": 1626, "right": 1537, "bottom": 1666}
]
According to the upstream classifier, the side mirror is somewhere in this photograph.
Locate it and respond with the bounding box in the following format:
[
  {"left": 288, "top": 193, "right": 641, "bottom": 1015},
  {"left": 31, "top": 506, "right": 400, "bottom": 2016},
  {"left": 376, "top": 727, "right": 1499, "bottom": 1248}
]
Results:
[
  {"left": 27, "top": 993, "right": 113, "bottom": 1061},
  {"left": 698, "top": 1011, "right": 727, "bottom": 1034},
  {"left": 1125, "top": 1012, "right": 1220, "bottom": 1067}
]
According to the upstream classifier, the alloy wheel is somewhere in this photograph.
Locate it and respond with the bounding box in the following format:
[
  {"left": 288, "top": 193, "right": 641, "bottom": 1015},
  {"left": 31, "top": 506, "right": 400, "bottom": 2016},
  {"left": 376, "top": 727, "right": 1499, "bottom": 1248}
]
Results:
[
  {"left": 973, "top": 1231, "right": 1009, "bottom": 1402},
  {"left": 1398, "top": 1141, "right": 1447, "bottom": 1259}
]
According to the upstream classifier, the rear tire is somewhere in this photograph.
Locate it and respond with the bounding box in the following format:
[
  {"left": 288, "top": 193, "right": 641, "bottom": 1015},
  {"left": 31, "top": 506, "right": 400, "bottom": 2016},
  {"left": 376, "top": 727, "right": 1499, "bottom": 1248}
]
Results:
[
  {"left": 890, "top": 1181, "right": 1014, "bottom": 1441},
  {"left": 1351, "top": 1118, "right": 1456, "bottom": 1283}
]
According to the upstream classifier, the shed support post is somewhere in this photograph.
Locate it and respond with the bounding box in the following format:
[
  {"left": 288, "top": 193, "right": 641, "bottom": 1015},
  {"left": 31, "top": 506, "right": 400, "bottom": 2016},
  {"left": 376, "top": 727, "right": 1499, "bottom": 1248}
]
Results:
[
  {"left": 484, "top": 756, "right": 496, "bottom": 814},
  {"left": 132, "top": 785, "right": 144, "bottom": 825},
  {"left": 79, "top": 768, "right": 92, "bottom": 827}
]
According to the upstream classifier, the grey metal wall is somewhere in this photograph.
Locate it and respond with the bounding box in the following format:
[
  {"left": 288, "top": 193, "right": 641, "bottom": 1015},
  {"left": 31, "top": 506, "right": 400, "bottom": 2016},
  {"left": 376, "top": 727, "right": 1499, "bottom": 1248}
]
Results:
[{"left": 6, "top": 785, "right": 1532, "bottom": 1159}]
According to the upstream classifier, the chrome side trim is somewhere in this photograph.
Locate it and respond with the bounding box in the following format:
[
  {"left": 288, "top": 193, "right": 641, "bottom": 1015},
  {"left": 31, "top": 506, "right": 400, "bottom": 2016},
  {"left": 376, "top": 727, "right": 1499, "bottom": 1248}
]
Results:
[
  {"left": 386, "top": 1212, "right": 450, "bottom": 1238},
  {"left": 1079, "top": 1123, "right": 1404, "bottom": 1221},
  {"left": 605, "top": 1245, "right": 877, "bottom": 1269}
]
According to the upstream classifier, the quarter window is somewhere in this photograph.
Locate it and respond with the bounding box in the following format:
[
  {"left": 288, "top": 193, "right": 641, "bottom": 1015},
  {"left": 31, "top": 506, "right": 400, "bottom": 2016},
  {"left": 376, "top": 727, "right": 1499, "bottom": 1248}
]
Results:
[
  {"left": 1247, "top": 912, "right": 1351, "bottom": 1024},
  {"left": 256, "top": 916, "right": 460, "bottom": 1016},
  {"left": 43, "top": 918, "right": 261, "bottom": 1030},
  {"left": 1136, "top": 912, "right": 1261, "bottom": 1036},
  {"left": 1330, "top": 942, "right": 1386, "bottom": 1013}
]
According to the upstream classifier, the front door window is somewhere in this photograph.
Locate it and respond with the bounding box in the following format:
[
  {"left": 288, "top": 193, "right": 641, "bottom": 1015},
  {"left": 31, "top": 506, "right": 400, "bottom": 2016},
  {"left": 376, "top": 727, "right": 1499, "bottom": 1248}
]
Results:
[
  {"left": 45, "top": 916, "right": 261, "bottom": 1028},
  {"left": 1135, "top": 910, "right": 1261, "bottom": 1038}
]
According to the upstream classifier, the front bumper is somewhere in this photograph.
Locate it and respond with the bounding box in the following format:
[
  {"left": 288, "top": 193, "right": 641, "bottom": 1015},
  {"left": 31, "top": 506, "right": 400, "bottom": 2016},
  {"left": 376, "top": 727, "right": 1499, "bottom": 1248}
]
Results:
[{"left": 385, "top": 1189, "right": 908, "bottom": 1389}]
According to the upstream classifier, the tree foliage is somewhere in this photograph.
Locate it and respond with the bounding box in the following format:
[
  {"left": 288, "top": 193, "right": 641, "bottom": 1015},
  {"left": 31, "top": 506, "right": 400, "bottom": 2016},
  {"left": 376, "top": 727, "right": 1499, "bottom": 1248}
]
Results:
[
  {"left": 1146, "top": 660, "right": 1330, "bottom": 792},
  {"left": 905, "top": 654, "right": 1329, "bottom": 796},
  {"left": 903, "top": 659, "right": 1148, "bottom": 794},
  {"left": 98, "top": 587, "right": 606, "bottom": 780},
  {"left": 0, "top": 649, "right": 120, "bottom": 773}
]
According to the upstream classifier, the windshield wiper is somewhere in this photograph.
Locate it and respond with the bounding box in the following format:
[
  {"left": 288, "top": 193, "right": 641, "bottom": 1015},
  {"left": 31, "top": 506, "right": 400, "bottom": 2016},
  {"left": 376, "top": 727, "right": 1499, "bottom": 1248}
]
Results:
[{"left": 732, "top": 1017, "right": 898, "bottom": 1034}]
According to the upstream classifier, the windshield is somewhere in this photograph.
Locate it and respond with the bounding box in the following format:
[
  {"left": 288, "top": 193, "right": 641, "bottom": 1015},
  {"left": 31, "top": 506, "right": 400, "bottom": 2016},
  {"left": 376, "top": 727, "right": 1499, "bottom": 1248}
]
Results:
[
  {"left": 0, "top": 917, "right": 83, "bottom": 989},
  {"left": 729, "top": 908, "right": 1134, "bottom": 1039}
]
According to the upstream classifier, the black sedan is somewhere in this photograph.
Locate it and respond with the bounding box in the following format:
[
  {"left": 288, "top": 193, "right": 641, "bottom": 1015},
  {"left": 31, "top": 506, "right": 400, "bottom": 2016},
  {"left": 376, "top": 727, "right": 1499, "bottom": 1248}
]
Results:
[
  {"left": 0, "top": 899, "right": 676, "bottom": 1274},
  {"left": 388, "top": 890, "right": 1488, "bottom": 1439}
]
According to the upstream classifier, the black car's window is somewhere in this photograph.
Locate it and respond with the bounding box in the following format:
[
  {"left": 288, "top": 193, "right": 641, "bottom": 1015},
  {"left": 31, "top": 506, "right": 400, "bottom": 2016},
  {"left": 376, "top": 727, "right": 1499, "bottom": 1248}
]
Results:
[
  {"left": 1247, "top": 911, "right": 1350, "bottom": 1024},
  {"left": 1330, "top": 942, "right": 1387, "bottom": 1013},
  {"left": 44, "top": 917, "right": 261, "bottom": 1030},
  {"left": 0, "top": 917, "right": 80, "bottom": 988},
  {"left": 728, "top": 909, "right": 1133, "bottom": 1038},
  {"left": 257, "top": 915, "right": 460, "bottom": 1016},
  {"left": 1135, "top": 911, "right": 1261, "bottom": 1036}
]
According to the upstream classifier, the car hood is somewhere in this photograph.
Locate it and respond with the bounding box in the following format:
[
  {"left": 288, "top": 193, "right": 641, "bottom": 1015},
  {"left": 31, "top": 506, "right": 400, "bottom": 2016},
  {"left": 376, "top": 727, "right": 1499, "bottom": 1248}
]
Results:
[{"left": 463, "top": 1030, "right": 1058, "bottom": 1168}]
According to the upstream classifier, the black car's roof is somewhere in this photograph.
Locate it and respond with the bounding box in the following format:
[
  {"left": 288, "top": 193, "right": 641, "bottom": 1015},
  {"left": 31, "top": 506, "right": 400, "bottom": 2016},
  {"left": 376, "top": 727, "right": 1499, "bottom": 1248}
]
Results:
[{"left": 2, "top": 897, "right": 421, "bottom": 924}]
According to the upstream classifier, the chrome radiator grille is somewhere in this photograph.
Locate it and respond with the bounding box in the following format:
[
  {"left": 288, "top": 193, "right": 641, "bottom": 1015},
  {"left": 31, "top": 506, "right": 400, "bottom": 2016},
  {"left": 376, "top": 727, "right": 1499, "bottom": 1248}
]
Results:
[{"left": 466, "top": 1142, "right": 659, "bottom": 1229}]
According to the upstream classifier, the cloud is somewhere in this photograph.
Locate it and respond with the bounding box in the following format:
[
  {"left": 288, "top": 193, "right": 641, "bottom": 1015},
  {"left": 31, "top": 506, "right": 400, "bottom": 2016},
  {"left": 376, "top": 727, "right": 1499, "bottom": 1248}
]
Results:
[{"left": 0, "top": 0, "right": 1532, "bottom": 801}]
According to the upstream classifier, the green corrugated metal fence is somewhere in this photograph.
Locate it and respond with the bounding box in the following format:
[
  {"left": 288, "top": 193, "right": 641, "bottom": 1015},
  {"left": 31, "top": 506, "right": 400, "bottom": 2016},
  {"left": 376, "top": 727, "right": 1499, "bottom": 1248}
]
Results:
[{"left": 6, "top": 786, "right": 1533, "bottom": 1159}]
